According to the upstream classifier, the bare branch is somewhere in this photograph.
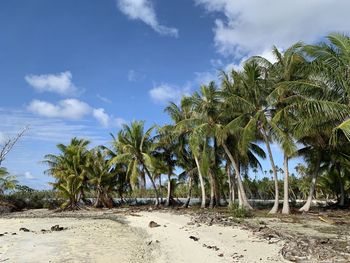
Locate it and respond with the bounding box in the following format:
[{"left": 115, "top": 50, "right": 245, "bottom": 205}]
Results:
[{"left": 0, "top": 125, "right": 29, "bottom": 166}]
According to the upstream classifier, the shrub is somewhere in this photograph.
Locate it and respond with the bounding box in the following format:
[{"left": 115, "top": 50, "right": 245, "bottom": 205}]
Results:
[
  {"left": 228, "top": 203, "right": 253, "bottom": 218},
  {"left": 5, "top": 188, "right": 63, "bottom": 210}
]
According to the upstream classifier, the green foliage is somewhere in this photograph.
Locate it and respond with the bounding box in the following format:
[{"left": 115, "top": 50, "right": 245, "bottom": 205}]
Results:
[
  {"left": 29, "top": 33, "right": 350, "bottom": 211},
  {"left": 5, "top": 187, "right": 62, "bottom": 210},
  {"left": 0, "top": 167, "right": 18, "bottom": 195},
  {"left": 228, "top": 203, "right": 253, "bottom": 218}
]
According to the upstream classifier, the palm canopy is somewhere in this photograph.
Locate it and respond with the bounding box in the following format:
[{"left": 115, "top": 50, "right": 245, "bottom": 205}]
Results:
[
  {"left": 43, "top": 137, "right": 90, "bottom": 210},
  {"left": 110, "top": 121, "right": 161, "bottom": 205}
]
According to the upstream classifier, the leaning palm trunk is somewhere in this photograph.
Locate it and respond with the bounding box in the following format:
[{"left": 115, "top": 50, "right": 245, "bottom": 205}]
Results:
[
  {"left": 182, "top": 176, "right": 193, "bottom": 208},
  {"left": 226, "top": 162, "right": 235, "bottom": 206},
  {"left": 144, "top": 167, "right": 160, "bottom": 206},
  {"left": 222, "top": 143, "right": 252, "bottom": 210},
  {"left": 282, "top": 154, "right": 290, "bottom": 214},
  {"left": 261, "top": 131, "right": 279, "bottom": 214},
  {"left": 299, "top": 157, "right": 321, "bottom": 212},
  {"left": 194, "top": 156, "right": 206, "bottom": 208}
]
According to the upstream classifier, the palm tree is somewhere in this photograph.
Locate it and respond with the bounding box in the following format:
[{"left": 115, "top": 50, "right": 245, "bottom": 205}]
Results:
[
  {"left": 85, "top": 147, "right": 115, "bottom": 208},
  {"left": 269, "top": 34, "right": 350, "bottom": 211},
  {"left": 183, "top": 83, "right": 222, "bottom": 208},
  {"left": 153, "top": 125, "right": 178, "bottom": 206},
  {"left": 166, "top": 98, "right": 208, "bottom": 208},
  {"left": 110, "top": 121, "right": 161, "bottom": 206},
  {"left": 43, "top": 138, "right": 90, "bottom": 210},
  {"left": 0, "top": 167, "right": 17, "bottom": 196}
]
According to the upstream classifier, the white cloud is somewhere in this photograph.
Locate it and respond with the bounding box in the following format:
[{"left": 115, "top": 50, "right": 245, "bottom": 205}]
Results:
[
  {"left": 195, "top": 0, "right": 350, "bottom": 58},
  {"left": 0, "top": 108, "right": 108, "bottom": 144},
  {"left": 116, "top": 0, "right": 178, "bottom": 37},
  {"left": 24, "top": 171, "right": 35, "bottom": 180},
  {"left": 25, "top": 71, "right": 78, "bottom": 95},
  {"left": 27, "top": 99, "right": 91, "bottom": 120},
  {"left": 93, "top": 108, "right": 110, "bottom": 127},
  {"left": 97, "top": 94, "right": 112, "bottom": 104},
  {"left": 27, "top": 99, "right": 125, "bottom": 129},
  {"left": 149, "top": 84, "right": 191, "bottom": 104}
]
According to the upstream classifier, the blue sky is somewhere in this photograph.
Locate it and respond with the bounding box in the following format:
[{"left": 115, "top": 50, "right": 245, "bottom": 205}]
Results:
[{"left": 1, "top": 0, "right": 350, "bottom": 189}]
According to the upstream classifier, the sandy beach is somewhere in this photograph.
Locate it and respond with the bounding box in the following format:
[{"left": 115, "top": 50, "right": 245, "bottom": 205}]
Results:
[{"left": 0, "top": 209, "right": 286, "bottom": 263}]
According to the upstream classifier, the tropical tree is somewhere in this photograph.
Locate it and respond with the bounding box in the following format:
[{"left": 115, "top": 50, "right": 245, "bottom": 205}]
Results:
[
  {"left": 110, "top": 121, "right": 161, "bottom": 205},
  {"left": 43, "top": 138, "right": 90, "bottom": 210},
  {"left": 85, "top": 147, "right": 115, "bottom": 208},
  {"left": 0, "top": 167, "right": 17, "bottom": 196},
  {"left": 153, "top": 125, "right": 178, "bottom": 206}
]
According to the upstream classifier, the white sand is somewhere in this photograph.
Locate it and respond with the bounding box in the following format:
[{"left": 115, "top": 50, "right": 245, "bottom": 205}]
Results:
[
  {"left": 125, "top": 211, "right": 286, "bottom": 263},
  {"left": 0, "top": 210, "right": 287, "bottom": 262},
  {"left": 0, "top": 217, "right": 154, "bottom": 263}
]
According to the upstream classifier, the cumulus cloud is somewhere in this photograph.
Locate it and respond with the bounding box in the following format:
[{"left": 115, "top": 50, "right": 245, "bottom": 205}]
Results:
[
  {"left": 195, "top": 0, "right": 350, "bottom": 58},
  {"left": 149, "top": 84, "right": 191, "bottom": 104},
  {"left": 25, "top": 71, "right": 78, "bottom": 95},
  {"left": 116, "top": 0, "right": 178, "bottom": 37},
  {"left": 27, "top": 99, "right": 125, "bottom": 129},
  {"left": 27, "top": 99, "right": 91, "bottom": 120},
  {"left": 93, "top": 108, "right": 110, "bottom": 127}
]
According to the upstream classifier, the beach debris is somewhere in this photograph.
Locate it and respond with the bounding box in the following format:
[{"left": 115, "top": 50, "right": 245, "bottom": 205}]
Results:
[
  {"left": 0, "top": 233, "right": 4, "bottom": 236},
  {"left": 318, "top": 216, "right": 333, "bottom": 224},
  {"left": 19, "top": 227, "right": 30, "bottom": 232},
  {"left": 147, "top": 241, "right": 152, "bottom": 246},
  {"left": 205, "top": 245, "right": 219, "bottom": 251},
  {"left": 148, "top": 221, "right": 160, "bottom": 228},
  {"left": 11, "top": 233, "right": 16, "bottom": 235},
  {"left": 51, "top": 225, "right": 66, "bottom": 231},
  {"left": 189, "top": 235, "right": 199, "bottom": 241},
  {"left": 218, "top": 253, "right": 224, "bottom": 257}
]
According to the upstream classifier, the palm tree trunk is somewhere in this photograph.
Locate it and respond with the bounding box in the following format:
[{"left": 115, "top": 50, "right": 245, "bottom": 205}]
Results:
[
  {"left": 209, "top": 171, "right": 216, "bottom": 208},
  {"left": 140, "top": 172, "right": 146, "bottom": 190},
  {"left": 94, "top": 186, "right": 103, "bottom": 208},
  {"left": 182, "top": 176, "right": 193, "bottom": 208},
  {"left": 194, "top": 156, "right": 206, "bottom": 208},
  {"left": 282, "top": 154, "right": 290, "bottom": 214},
  {"left": 299, "top": 156, "right": 321, "bottom": 212},
  {"left": 165, "top": 171, "right": 172, "bottom": 206},
  {"left": 261, "top": 130, "right": 279, "bottom": 214},
  {"left": 143, "top": 167, "right": 160, "bottom": 206},
  {"left": 223, "top": 143, "right": 252, "bottom": 210},
  {"left": 158, "top": 175, "right": 163, "bottom": 203},
  {"left": 226, "top": 162, "right": 235, "bottom": 206},
  {"left": 212, "top": 139, "right": 221, "bottom": 207},
  {"left": 339, "top": 175, "right": 345, "bottom": 206}
]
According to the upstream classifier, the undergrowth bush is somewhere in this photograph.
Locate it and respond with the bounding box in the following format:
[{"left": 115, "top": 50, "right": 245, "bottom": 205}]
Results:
[{"left": 228, "top": 203, "right": 253, "bottom": 218}]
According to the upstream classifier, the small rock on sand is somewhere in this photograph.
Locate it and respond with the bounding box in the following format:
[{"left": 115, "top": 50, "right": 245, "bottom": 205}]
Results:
[
  {"left": 189, "top": 236, "right": 199, "bottom": 241},
  {"left": 148, "top": 221, "right": 160, "bottom": 228}
]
